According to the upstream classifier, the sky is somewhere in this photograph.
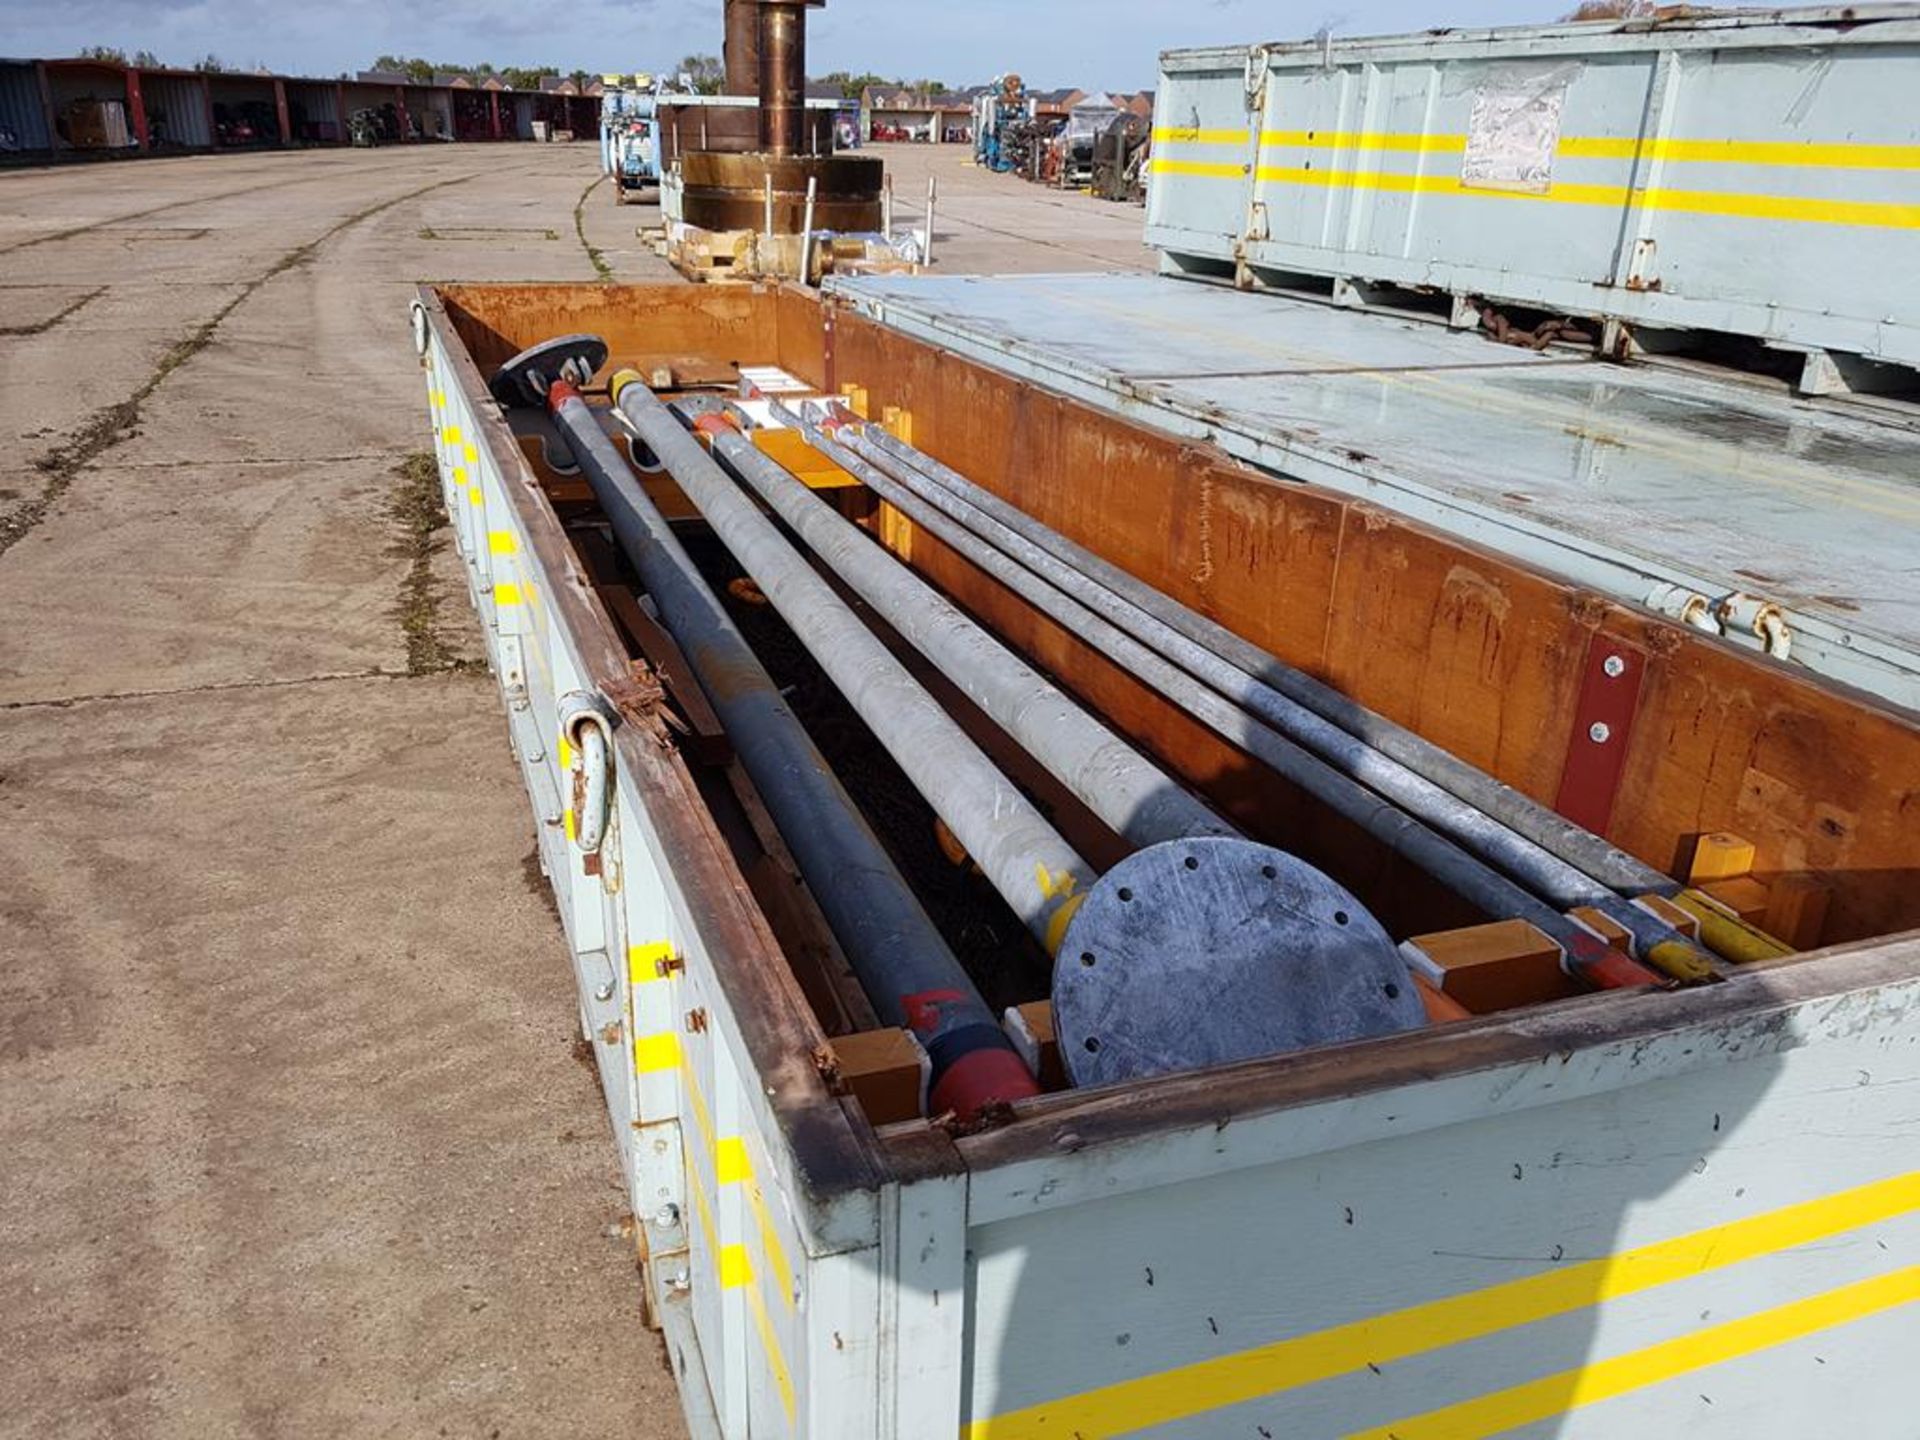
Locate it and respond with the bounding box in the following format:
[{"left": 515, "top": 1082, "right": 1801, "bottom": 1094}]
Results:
[{"left": 3, "top": 0, "right": 1571, "bottom": 91}]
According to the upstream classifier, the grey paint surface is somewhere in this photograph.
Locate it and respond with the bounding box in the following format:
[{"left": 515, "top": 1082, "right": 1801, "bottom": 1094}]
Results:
[{"left": 829, "top": 270, "right": 1920, "bottom": 710}]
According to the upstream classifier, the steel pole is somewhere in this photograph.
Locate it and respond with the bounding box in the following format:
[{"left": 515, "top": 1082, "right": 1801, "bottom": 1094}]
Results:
[
  {"left": 779, "top": 406, "right": 1661, "bottom": 993},
  {"left": 612, "top": 371, "right": 1100, "bottom": 961},
  {"left": 692, "top": 407, "right": 1235, "bottom": 854},
  {"left": 844, "top": 424, "right": 1720, "bottom": 983},
  {"left": 860, "top": 427, "right": 1668, "bottom": 894},
  {"left": 540, "top": 379, "right": 1037, "bottom": 1116}
]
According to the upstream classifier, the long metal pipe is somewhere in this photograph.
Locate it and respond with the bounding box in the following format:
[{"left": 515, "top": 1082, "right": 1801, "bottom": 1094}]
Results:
[
  {"left": 779, "top": 405, "right": 1661, "bottom": 993},
  {"left": 613, "top": 372, "right": 1100, "bottom": 967},
  {"left": 859, "top": 426, "right": 1671, "bottom": 898},
  {"left": 540, "top": 378, "right": 1036, "bottom": 1117},
  {"left": 690, "top": 407, "right": 1236, "bottom": 854},
  {"left": 844, "top": 425, "right": 1720, "bottom": 984},
  {"left": 758, "top": 1, "right": 807, "bottom": 156}
]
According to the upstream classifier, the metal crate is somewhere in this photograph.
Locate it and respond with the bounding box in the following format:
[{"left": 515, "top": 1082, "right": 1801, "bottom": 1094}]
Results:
[{"left": 1148, "top": 6, "right": 1920, "bottom": 387}]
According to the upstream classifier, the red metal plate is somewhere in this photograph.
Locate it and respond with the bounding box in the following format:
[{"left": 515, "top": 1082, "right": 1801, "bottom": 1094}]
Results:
[{"left": 1554, "top": 636, "right": 1647, "bottom": 836}]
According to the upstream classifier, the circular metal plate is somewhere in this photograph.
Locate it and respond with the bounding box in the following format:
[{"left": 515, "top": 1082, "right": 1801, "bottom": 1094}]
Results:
[
  {"left": 489, "top": 334, "right": 609, "bottom": 408},
  {"left": 1054, "top": 838, "right": 1425, "bottom": 1087}
]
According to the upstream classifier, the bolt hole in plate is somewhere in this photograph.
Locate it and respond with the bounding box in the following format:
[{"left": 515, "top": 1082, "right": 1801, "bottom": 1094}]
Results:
[
  {"left": 1055, "top": 838, "right": 1426, "bottom": 1087},
  {"left": 490, "top": 333, "right": 611, "bottom": 408}
]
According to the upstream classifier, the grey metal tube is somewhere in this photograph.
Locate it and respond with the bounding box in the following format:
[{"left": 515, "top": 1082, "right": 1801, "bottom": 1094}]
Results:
[
  {"left": 843, "top": 425, "right": 1715, "bottom": 981},
  {"left": 781, "top": 406, "right": 1659, "bottom": 989},
  {"left": 693, "top": 409, "right": 1234, "bottom": 854},
  {"left": 542, "top": 386, "right": 1035, "bottom": 1114},
  {"left": 859, "top": 426, "right": 1670, "bottom": 899},
  {"left": 611, "top": 375, "right": 1097, "bottom": 960}
]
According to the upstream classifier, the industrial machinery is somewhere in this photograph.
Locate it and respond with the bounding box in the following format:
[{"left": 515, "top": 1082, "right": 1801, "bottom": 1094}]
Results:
[
  {"left": 413, "top": 8, "right": 1920, "bottom": 1437},
  {"left": 599, "top": 73, "right": 669, "bottom": 203}
]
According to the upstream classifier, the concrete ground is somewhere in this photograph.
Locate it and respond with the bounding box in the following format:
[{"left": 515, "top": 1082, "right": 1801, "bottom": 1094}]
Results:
[{"left": 0, "top": 140, "right": 1148, "bottom": 1438}]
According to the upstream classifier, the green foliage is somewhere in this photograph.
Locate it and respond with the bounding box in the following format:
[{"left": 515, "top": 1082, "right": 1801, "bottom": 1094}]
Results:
[
  {"left": 131, "top": 49, "right": 162, "bottom": 69},
  {"left": 77, "top": 45, "right": 127, "bottom": 64},
  {"left": 818, "top": 70, "right": 899, "bottom": 99},
  {"left": 193, "top": 54, "right": 227, "bottom": 73},
  {"left": 676, "top": 54, "right": 724, "bottom": 95}
]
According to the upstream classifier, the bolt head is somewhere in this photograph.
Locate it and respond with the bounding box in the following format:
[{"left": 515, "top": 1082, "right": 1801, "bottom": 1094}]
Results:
[
  {"left": 1589, "top": 722, "right": 1612, "bottom": 744},
  {"left": 653, "top": 1203, "right": 681, "bottom": 1230},
  {"left": 1602, "top": 655, "right": 1627, "bottom": 679}
]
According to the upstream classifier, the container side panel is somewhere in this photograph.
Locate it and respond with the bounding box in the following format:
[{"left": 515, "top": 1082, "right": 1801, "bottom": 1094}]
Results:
[
  {"left": 962, "top": 972, "right": 1920, "bottom": 1439},
  {"left": 0, "top": 62, "right": 53, "bottom": 150}
]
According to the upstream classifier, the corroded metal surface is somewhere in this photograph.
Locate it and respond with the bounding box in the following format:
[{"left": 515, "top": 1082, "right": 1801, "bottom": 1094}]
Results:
[{"left": 682, "top": 150, "right": 883, "bottom": 232}]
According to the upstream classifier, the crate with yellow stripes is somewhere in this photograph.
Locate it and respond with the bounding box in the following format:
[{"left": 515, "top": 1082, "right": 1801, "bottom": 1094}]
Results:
[
  {"left": 1149, "top": 5, "right": 1920, "bottom": 383},
  {"left": 413, "top": 142, "right": 1920, "bottom": 1438}
]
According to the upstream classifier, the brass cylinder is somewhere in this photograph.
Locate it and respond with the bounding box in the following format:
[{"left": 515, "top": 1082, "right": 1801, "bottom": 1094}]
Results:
[
  {"left": 681, "top": 151, "right": 883, "bottom": 233},
  {"left": 723, "top": 0, "right": 761, "bottom": 96},
  {"left": 759, "top": 1, "right": 807, "bottom": 156}
]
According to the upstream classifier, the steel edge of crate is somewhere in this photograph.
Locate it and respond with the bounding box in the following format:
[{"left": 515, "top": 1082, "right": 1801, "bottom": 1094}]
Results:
[
  {"left": 824, "top": 283, "right": 1920, "bottom": 714},
  {"left": 412, "top": 282, "right": 1920, "bottom": 1439}
]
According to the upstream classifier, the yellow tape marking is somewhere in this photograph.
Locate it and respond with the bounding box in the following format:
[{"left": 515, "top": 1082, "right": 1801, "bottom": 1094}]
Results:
[
  {"left": 494, "top": 582, "right": 524, "bottom": 607},
  {"left": 1254, "top": 129, "right": 1920, "bottom": 170},
  {"left": 628, "top": 940, "right": 677, "bottom": 985},
  {"left": 678, "top": 1064, "right": 799, "bottom": 1417},
  {"left": 716, "top": 1136, "right": 751, "bottom": 1185},
  {"left": 563, "top": 807, "right": 577, "bottom": 842},
  {"left": 463, "top": 441, "right": 478, "bottom": 466},
  {"left": 1151, "top": 126, "right": 1251, "bottom": 146},
  {"left": 633, "top": 1031, "right": 681, "bottom": 1075},
  {"left": 431, "top": 389, "right": 446, "bottom": 409},
  {"left": 968, "top": 1169, "right": 1920, "bottom": 1439},
  {"left": 745, "top": 1266, "right": 798, "bottom": 1420},
  {"left": 452, "top": 467, "right": 467, "bottom": 485},
  {"left": 1150, "top": 158, "right": 1248, "bottom": 180},
  {"left": 488, "top": 530, "right": 518, "bottom": 556},
  {"left": 1348, "top": 1266, "right": 1920, "bottom": 1440},
  {"left": 467, "top": 486, "right": 483, "bottom": 507},
  {"left": 1249, "top": 163, "right": 1920, "bottom": 231},
  {"left": 442, "top": 425, "right": 461, "bottom": 447}
]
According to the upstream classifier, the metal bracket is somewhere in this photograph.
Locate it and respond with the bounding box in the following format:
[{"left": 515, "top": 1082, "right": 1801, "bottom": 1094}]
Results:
[{"left": 1554, "top": 637, "right": 1647, "bottom": 835}]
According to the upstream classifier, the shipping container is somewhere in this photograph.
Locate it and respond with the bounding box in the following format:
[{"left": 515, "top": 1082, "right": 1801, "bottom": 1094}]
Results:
[
  {"left": 415, "top": 278, "right": 1920, "bottom": 1440},
  {"left": 0, "top": 59, "right": 53, "bottom": 153},
  {"left": 1147, "top": 6, "right": 1920, "bottom": 386}
]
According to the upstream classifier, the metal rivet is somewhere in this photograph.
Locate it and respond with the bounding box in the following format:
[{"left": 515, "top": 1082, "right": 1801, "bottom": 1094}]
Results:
[
  {"left": 1589, "top": 722, "right": 1612, "bottom": 744},
  {"left": 1602, "top": 655, "right": 1627, "bottom": 679},
  {"left": 653, "top": 1203, "right": 680, "bottom": 1230}
]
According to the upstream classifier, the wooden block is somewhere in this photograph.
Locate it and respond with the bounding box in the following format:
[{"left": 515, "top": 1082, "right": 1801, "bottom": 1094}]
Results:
[
  {"left": 1401, "top": 919, "right": 1577, "bottom": 1014},
  {"left": 1634, "top": 893, "right": 1700, "bottom": 939},
  {"left": 881, "top": 405, "right": 915, "bottom": 445},
  {"left": 1003, "top": 1001, "right": 1066, "bottom": 1091},
  {"left": 828, "top": 1028, "right": 928, "bottom": 1126},
  {"left": 752, "top": 428, "right": 860, "bottom": 490},
  {"left": 1763, "top": 872, "right": 1830, "bottom": 951},
  {"left": 1700, "top": 875, "right": 1772, "bottom": 925},
  {"left": 1688, "top": 832, "right": 1757, "bottom": 883},
  {"left": 1413, "top": 974, "right": 1473, "bottom": 1025},
  {"left": 1569, "top": 906, "right": 1631, "bottom": 950},
  {"left": 838, "top": 383, "right": 870, "bottom": 418}
]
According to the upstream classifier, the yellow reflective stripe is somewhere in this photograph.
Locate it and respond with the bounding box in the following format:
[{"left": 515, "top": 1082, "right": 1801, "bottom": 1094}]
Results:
[
  {"left": 1152, "top": 126, "right": 1250, "bottom": 146},
  {"left": 629, "top": 940, "right": 676, "bottom": 984},
  {"left": 1250, "top": 164, "right": 1920, "bottom": 230},
  {"left": 463, "top": 441, "right": 478, "bottom": 465},
  {"left": 715, "top": 1136, "right": 751, "bottom": 1185},
  {"left": 1348, "top": 1266, "right": 1920, "bottom": 1440},
  {"left": 452, "top": 467, "right": 467, "bottom": 485},
  {"left": 1262, "top": 129, "right": 1461, "bottom": 155},
  {"left": 968, "top": 1169, "right": 1920, "bottom": 1440},
  {"left": 431, "top": 389, "right": 446, "bottom": 408},
  {"left": 678, "top": 1062, "right": 798, "bottom": 1415},
  {"left": 563, "top": 807, "right": 577, "bottom": 841},
  {"left": 488, "top": 529, "right": 518, "bottom": 556},
  {"left": 1257, "top": 129, "right": 1920, "bottom": 169},
  {"left": 717, "top": 1242, "right": 753, "bottom": 1289},
  {"left": 1149, "top": 158, "right": 1246, "bottom": 179},
  {"left": 745, "top": 1257, "right": 798, "bottom": 1419},
  {"left": 467, "top": 486, "right": 483, "bottom": 507},
  {"left": 633, "top": 1031, "right": 681, "bottom": 1074},
  {"left": 442, "top": 425, "right": 461, "bottom": 446},
  {"left": 494, "top": 582, "right": 524, "bottom": 607}
]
